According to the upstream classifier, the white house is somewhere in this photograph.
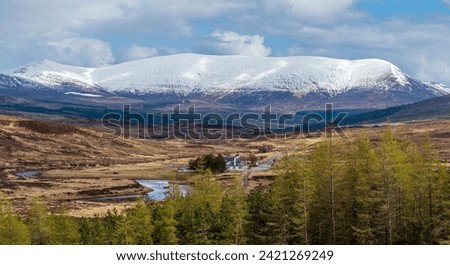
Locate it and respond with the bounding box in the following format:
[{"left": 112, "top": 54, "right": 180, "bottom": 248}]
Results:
[{"left": 224, "top": 154, "right": 248, "bottom": 171}]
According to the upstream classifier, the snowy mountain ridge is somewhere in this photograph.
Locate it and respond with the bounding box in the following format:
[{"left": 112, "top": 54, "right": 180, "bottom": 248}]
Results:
[
  {"left": 1, "top": 54, "right": 448, "bottom": 111},
  {"left": 7, "top": 53, "right": 447, "bottom": 96}
]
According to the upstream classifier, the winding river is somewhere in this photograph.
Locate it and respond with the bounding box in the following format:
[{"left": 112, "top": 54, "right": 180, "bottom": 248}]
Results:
[
  {"left": 90, "top": 179, "right": 190, "bottom": 201},
  {"left": 137, "top": 180, "right": 190, "bottom": 201}
]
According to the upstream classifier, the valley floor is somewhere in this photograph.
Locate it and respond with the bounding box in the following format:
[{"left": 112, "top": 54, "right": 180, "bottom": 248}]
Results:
[{"left": 0, "top": 114, "right": 449, "bottom": 217}]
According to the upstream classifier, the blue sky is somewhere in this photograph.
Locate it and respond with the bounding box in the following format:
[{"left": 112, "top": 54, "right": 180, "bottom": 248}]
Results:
[
  {"left": 1, "top": 0, "right": 450, "bottom": 84},
  {"left": 357, "top": 0, "right": 449, "bottom": 18}
]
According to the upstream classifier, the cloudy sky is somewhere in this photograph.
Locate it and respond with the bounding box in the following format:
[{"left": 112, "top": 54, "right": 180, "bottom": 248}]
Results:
[{"left": 1, "top": 0, "right": 450, "bottom": 84}]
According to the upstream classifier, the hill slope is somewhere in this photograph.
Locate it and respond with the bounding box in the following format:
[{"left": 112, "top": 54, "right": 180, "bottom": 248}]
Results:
[{"left": 344, "top": 95, "right": 450, "bottom": 124}]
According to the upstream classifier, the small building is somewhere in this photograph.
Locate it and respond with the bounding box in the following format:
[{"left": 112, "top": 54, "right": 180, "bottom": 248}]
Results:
[{"left": 224, "top": 154, "right": 248, "bottom": 171}]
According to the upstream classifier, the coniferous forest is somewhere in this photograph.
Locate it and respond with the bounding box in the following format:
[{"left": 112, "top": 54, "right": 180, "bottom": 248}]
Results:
[{"left": 1, "top": 131, "right": 449, "bottom": 245}]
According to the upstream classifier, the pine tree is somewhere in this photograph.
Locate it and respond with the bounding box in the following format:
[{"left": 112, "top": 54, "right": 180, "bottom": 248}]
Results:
[
  {"left": 104, "top": 209, "right": 120, "bottom": 244},
  {"left": 378, "top": 129, "right": 411, "bottom": 244},
  {"left": 79, "top": 219, "right": 92, "bottom": 245},
  {"left": 113, "top": 213, "right": 135, "bottom": 245},
  {"left": 435, "top": 163, "right": 450, "bottom": 243},
  {"left": 26, "top": 199, "right": 51, "bottom": 245},
  {"left": 218, "top": 177, "right": 248, "bottom": 244},
  {"left": 190, "top": 171, "right": 224, "bottom": 212},
  {"left": 128, "top": 200, "right": 153, "bottom": 245},
  {"left": 267, "top": 156, "right": 309, "bottom": 244},
  {"left": 307, "top": 139, "right": 342, "bottom": 244},
  {"left": 176, "top": 171, "right": 223, "bottom": 244},
  {"left": 153, "top": 199, "right": 179, "bottom": 245},
  {"left": 401, "top": 135, "right": 450, "bottom": 244},
  {"left": 0, "top": 196, "right": 30, "bottom": 245},
  {"left": 153, "top": 181, "right": 182, "bottom": 244},
  {"left": 338, "top": 134, "right": 382, "bottom": 244},
  {"left": 246, "top": 186, "right": 272, "bottom": 244},
  {"left": 47, "top": 209, "right": 80, "bottom": 245},
  {"left": 114, "top": 200, "right": 153, "bottom": 245},
  {"left": 78, "top": 215, "right": 107, "bottom": 245}
]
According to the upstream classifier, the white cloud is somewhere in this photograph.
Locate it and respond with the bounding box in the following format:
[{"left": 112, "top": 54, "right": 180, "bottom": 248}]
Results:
[
  {"left": 413, "top": 54, "right": 450, "bottom": 83},
  {"left": 0, "top": 0, "right": 132, "bottom": 35},
  {"left": 278, "top": 18, "right": 450, "bottom": 84},
  {"left": 117, "top": 45, "right": 159, "bottom": 63},
  {"left": 262, "top": 0, "right": 360, "bottom": 24},
  {"left": 0, "top": 0, "right": 252, "bottom": 67},
  {"left": 45, "top": 38, "right": 115, "bottom": 67},
  {"left": 288, "top": 45, "right": 305, "bottom": 56},
  {"left": 1, "top": 0, "right": 450, "bottom": 85},
  {"left": 207, "top": 30, "right": 271, "bottom": 57}
]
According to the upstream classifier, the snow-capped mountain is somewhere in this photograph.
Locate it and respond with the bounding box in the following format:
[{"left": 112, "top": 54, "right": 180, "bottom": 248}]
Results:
[{"left": 1, "top": 54, "right": 448, "bottom": 111}]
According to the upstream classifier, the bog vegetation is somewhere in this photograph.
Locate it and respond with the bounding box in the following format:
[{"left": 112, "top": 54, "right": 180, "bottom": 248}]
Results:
[
  {"left": 1, "top": 130, "right": 449, "bottom": 245},
  {"left": 15, "top": 120, "right": 85, "bottom": 135}
]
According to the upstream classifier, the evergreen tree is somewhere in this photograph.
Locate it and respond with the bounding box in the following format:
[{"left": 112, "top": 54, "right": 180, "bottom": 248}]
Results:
[
  {"left": 47, "top": 209, "right": 80, "bottom": 245},
  {"left": 104, "top": 209, "right": 121, "bottom": 244},
  {"left": 153, "top": 199, "right": 179, "bottom": 245},
  {"left": 307, "top": 139, "right": 342, "bottom": 244},
  {"left": 338, "top": 134, "right": 382, "bottom": 244},
  {"left": 78, "top": 218, "right": 90, "bottom": 245},
  {"left": 113, "top": 213, "right": 135, "bottom": 245},
  {"left": 246, "top": 186, "right": 272, "bottom": 244},
  {"left": 176, "top": 171, "right": 223, "bottom": 244},
  {"left": 26, "top": 199, "right": 51, "bottom": 245},
  {"left": 435, "top": 163, "right": 450, "bottom": 243},
  {"left": 78, "top": 215, "right": 107, "bottom": 245},
  {"left": 267, "top": 156, "right": 309, "bottom": 244},
  {"left": 219, "top": 177, "right": 248, "bottom": 244},
  {"left": 128, "top": 200, "right": 153, "bottom": 245},
  {"left": 378, "top": 130, "right": 411, "bottom": 244},
  {"left": 114, "top": 200, "right": 153, "bottom": 245},
  {"left": 190, "top": 171, "right": 224, "bottom": 212},
  {"left": 0, "top": 196, "right": 30, "bottom": 245},
  {"left": 401, "top": 135, "right": 449, "bottom": 244}
]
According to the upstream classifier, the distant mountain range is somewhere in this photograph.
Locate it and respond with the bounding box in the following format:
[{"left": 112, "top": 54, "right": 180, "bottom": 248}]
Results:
[
  {"left": 343, "top": 94, "right": 450, "bottom": 124},
  {"left": 1, "top": 53, "right": 449, "bottom": 112}
]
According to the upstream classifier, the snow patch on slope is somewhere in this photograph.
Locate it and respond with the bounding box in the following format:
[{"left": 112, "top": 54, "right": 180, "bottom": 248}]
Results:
[
  {"left": 64, "top": 92, "right": 103, "bottom": 97},
  {"left": 423, "top": 81, "right": 450, "bottom": 94}
]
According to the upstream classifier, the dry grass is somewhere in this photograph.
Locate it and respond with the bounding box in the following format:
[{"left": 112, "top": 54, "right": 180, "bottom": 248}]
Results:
[
  {"left": 1, "top": 114, "right": 449, "bottom": 217},
  {"left": 15, "top": 120, "right": 86, "bottom": 135}
]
